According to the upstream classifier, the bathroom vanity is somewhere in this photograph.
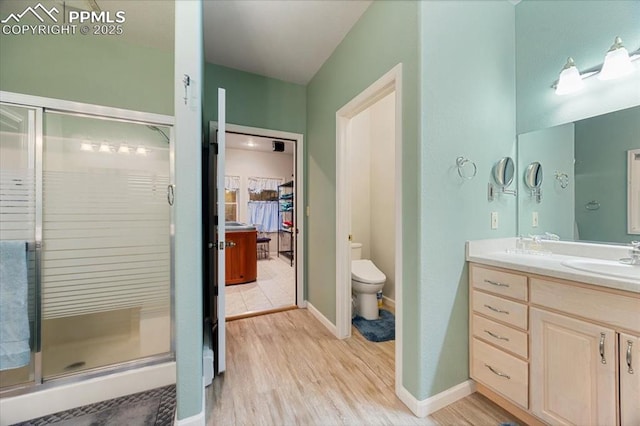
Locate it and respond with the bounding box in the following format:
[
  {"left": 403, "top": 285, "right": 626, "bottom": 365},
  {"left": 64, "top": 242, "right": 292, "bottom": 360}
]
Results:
[
  {"left": 225, "top": 223, "right": 257, "bottom": 285},
  {"left": 467, "top": 239, "right": 639, "bottom": 426}
]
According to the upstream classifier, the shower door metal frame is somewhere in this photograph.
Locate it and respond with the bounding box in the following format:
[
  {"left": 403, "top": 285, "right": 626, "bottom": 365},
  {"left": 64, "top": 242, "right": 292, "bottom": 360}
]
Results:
[{"left": 0, "top": 90, "right": 176, "bottom": 397}]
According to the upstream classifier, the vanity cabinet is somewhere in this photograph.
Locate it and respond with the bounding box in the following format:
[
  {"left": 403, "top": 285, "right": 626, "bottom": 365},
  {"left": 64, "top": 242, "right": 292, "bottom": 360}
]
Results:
[
  {"left": 469, "top": 262, "right": 640, "bottom": 426},
  {"left": 620, "top": 334, "right": 640, "bottom": 426},
  {"left": 530, "top": 308, "right": 616, "bottom": 425},
  {"left": 469, "top": 265, "right": 530, "bottom": 410}
]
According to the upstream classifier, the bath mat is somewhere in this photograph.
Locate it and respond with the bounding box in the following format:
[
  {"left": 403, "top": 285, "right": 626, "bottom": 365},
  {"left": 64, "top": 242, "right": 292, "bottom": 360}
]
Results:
[
  {"left": 352, "top": 309, "right": 395, "bottom": 342},
  {"left": 14, "top": 384, "right": 176, "bottom": 426}
]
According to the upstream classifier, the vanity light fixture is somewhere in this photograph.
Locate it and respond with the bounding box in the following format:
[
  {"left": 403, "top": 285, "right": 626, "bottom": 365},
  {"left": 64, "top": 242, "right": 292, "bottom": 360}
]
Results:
[
  {"left": 555, "top": 57, "right": 585, "bottom": 95},
  {"left": 598, "top": 36, "right": 634, "bottom": 80},
  {"left": 552, "top": 36, "right": 639, "bottom": 95}
]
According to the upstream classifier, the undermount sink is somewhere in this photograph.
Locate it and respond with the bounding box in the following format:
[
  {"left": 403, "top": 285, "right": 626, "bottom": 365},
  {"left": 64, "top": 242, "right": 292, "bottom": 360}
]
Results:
[{"left": 561, "top": 258, "right": 640, "bottom": 281}]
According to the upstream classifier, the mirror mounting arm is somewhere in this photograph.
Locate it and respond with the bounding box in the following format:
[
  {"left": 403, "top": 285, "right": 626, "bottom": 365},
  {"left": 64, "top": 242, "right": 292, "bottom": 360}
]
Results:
[{"left": 488, "top": 183, "right": 517, "bottom": 201}]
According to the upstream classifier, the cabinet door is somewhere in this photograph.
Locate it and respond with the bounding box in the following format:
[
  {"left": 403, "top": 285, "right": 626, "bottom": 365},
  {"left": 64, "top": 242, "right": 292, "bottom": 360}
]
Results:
[
  {"left": 531, "top": 308, "right": 616, "bottom": 426},
  {"left": 620, "top": 333, "right": 640, "bottom": 426}
]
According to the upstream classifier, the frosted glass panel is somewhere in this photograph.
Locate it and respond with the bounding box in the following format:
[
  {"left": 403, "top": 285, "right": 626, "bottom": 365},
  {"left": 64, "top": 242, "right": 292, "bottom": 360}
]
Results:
[
  {"left": 41, "top": 113, "right": 171, "bottom": 378},
  {"left": 0, "top": 104, "right": 36, "bottom": 388}
]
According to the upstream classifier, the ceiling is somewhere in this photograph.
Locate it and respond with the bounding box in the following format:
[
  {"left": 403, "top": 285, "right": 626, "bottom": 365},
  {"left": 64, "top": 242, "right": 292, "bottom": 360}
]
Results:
[
  {"left": 226, "top": 132, "right": 294, "bottom": 154},
  {"left": 203, "top": 0, "right": 372, "bottom": 85},
  {"left": 1, "top": 0, "right": 371, "bottom": 84}
]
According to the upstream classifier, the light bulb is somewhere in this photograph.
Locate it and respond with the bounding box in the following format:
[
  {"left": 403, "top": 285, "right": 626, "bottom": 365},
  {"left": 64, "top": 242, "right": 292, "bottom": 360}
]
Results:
[
  {"left": 80, "top": 141, "right": 94, "bottom": 151},
  {"left": 98, "top": 142, "right": 111, "bottom": 153},
  {"left": 136, "top": 146, "right": 147, "bottom": 155},
  {"left": 118, "top": 144, "right": 130, "bottom": 154}
]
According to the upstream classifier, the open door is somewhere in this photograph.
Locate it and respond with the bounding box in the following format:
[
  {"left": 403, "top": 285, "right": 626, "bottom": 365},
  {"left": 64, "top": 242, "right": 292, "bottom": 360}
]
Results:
[
  {"left": 216, "top": 89, "right": 226, "bottom": 373},
  {"left": 204, "top": 88, "right": 226, "bottom": 376}
]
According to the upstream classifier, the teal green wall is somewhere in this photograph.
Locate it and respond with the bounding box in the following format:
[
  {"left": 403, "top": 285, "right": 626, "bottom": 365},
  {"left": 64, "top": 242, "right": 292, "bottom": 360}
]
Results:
[
  {"left": 0, "top": 33, "right": 173, "bottom": 115},
  {"left": 306, "top": 0, "right": 421, "bottom": 395},
  {"left": 204, "top": 63, "right": 306, "bottom": 134},
  {"left": 420, "top": 1, "right": 516, "bottom": 398},
  {"left": 515, "top": 1, "right": 640, "bottom": 134},
  {"left": 575, "top": 106, "right": 640, "bottom": 243},
  {"left": 518, "top": 124, "right": 575, "bottom": 239}
]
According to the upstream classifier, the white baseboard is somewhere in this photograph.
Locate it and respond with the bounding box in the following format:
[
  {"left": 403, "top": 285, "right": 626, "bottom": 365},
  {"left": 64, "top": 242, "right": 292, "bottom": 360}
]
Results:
[
  {"left": 305, "top": 301, "right": 337, "bottom": 337},
  {"left": 0, "top": 362, "right": 176, "bottom": 426},
  {"left": 382, "top": 295, "right": 395, "bottom": 309},
  {"left": 396, "top": 380, "right": 476, "bottom": 418}
]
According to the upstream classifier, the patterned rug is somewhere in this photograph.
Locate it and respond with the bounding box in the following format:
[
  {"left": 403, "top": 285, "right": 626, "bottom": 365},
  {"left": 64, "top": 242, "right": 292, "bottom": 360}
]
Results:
[
  {"left": 352, "top": 309, "right": 395, "bottom": 342},
  {"left": 15, "top": 385, "right": 176, "bottom": 426}
]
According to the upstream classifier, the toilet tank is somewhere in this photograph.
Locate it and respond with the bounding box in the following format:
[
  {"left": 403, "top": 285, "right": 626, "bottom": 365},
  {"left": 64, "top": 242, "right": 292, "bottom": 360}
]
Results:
[{"left": 351, "top": 242, "right": 362, "bottom": 260}]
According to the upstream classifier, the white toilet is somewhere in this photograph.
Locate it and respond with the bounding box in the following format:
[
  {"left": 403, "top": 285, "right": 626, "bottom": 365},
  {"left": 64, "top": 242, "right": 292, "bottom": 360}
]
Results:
[{"left": 351, "top": 242, "right": 386, "bottom": 320}]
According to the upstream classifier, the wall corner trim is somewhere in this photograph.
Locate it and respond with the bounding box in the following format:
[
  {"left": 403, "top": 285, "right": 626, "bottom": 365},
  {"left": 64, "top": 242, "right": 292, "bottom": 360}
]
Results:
[
  {"left": 174, "top": 409, "right": 204, "bottom": 426},
  {"left": 396, "top": 380, "right": 476, "bottom": 418},
  {"left": 305, "top": 302, "right": 338, "bottom": 337},
  {"left": 174, "top": 383, "right": 205, "bottom": 426}
]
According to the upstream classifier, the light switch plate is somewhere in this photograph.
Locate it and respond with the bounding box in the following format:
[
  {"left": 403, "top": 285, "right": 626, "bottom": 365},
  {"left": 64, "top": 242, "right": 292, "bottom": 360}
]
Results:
[
  {"left": 491, "top": 212, "right": 498, "bottom": 230},
  {"left": 532, "top": 211, "right": 539, "bottom": 227}
]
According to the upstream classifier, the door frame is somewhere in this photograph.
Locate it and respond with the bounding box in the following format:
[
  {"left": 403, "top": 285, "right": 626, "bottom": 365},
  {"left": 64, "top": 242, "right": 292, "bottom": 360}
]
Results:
[
  {"left": 208, "top": 121, "right": 306, "bottom": 308},
  {"left": 334, "top": 63, "right": 403, "bottom": 390}
]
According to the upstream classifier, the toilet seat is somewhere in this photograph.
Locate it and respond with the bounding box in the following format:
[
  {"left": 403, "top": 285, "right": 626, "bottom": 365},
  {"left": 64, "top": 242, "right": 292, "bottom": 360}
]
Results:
[{"left": 351, "top": 259, "right": 386, "bottom": 284}]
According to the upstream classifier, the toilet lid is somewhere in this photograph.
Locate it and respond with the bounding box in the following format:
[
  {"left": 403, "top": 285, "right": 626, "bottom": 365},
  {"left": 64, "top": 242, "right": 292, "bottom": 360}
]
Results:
[{"left": 351, "top": 259, "right": 386, "bottom": 284}]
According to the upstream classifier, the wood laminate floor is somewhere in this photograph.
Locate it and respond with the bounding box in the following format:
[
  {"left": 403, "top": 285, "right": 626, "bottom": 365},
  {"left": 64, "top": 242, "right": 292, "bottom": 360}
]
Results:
[{"left": 206, "top": 308, "right": 519, "bottom": 426}]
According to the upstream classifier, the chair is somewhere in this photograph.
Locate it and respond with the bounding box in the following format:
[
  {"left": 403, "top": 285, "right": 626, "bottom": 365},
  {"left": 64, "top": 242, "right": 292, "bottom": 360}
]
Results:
[{"left": 254, "top": 224, "right": 271, "bottom": 259}]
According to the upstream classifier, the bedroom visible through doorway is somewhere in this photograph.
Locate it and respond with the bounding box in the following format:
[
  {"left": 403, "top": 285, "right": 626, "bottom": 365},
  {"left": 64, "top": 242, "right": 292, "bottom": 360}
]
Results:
[{"left": 223, "top": 131, "right": 298, "bottom": 320}]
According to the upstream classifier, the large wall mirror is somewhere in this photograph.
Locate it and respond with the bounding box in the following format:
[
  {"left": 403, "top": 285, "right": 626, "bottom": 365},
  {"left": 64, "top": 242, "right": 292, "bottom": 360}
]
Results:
[{"left": 517, "top": 105, "right": 640, "bottom": 244}]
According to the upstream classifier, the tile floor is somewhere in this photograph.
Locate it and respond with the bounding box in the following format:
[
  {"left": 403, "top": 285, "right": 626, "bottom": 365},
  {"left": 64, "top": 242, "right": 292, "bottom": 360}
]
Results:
[{"left": 225, "top": 255, "right": 296, "bottom": 317}]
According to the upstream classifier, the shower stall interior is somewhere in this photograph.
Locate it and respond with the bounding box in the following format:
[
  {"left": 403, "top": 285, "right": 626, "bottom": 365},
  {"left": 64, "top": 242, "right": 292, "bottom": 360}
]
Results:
[{"left": 0, "top": 99, "right": 174, "bottom": 395}]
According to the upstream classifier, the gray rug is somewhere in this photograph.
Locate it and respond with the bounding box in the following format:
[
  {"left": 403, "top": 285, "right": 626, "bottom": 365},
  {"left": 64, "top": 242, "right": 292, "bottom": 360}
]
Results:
[{"left": 15, "top": 385, "right": 175, "bottom": 426}]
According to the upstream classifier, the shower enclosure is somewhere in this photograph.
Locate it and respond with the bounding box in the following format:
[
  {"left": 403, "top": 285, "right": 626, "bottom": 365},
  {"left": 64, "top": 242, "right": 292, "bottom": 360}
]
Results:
[{"left": 0, "top": 98, "right": 174, "bottom": 394}]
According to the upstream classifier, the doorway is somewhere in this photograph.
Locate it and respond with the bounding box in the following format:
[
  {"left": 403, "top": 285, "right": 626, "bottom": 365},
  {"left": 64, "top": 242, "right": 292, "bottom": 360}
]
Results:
[
  {"left": 224, "top": 131, "right": 296, "bottom": 319},
  {"left": 207, "top": 123, "right": 305, "bottom": 322},
  {"left": 335, "top": 64, "right": 403, "bottom": 393}
]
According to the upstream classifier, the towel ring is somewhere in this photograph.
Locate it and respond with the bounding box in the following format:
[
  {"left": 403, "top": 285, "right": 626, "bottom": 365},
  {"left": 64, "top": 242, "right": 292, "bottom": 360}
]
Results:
[
  {"left": 554, "top": 171, "right": 569, "bottom": 189},
  {"left": 456, "top": 157, "right": 477, "bottom": 180},
  {"left": 585, "top": 200, "right": 600, "bottom": 211}
]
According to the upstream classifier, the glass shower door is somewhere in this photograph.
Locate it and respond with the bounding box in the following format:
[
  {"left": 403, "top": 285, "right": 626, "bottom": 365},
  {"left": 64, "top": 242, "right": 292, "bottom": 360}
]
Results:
[
  {"left": 0, "top": 104, "right": 38, "bottom": 389},
  {"left": 41, "top": 112, "right": 172, "bottom": 378}
]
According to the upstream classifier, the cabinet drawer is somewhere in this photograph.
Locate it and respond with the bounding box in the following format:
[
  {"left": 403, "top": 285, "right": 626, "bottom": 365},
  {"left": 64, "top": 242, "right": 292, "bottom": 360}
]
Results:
[
  {"left": 473, "top": 314, "right": 528, "bottom": 359},
  {"left": 471, "top": 264, "right": 528, "bottom": 301},
  {"left": 530, "top": 278, "right": 640, "bottom": 333},
  {"left": 472, "top": 338, "right": 528, "bottom": 409},
  {"left": 473, "top": 291, "right": 528, "bottom": 330}
]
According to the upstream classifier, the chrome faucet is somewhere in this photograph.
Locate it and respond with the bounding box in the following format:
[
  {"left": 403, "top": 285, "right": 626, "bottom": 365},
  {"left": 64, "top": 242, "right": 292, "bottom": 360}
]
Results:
[
  {"left": 530, "top": 232, "right": 560, "bottom": 242},
  {"left": 629, "top": 241, "right": 640, "bottom": 265}
]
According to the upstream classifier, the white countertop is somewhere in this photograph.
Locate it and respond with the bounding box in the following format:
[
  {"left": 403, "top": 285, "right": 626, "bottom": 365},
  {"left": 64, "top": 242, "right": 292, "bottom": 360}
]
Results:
[{"left": 466, "top": 238, "right": 640, "bottom": 294}]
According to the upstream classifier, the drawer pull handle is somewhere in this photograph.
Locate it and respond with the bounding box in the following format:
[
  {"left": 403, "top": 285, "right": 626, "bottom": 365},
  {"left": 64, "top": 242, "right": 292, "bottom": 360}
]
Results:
[
  {"left": 484, "top": 330, "right": 509, "bottom": 341},
  {"left": 484, "top": 279, "right": 509, "bottom": 288},
  {"left": 599, "top": 333, "right": 606, "bottom": 364},
  {"left": 484, "top": 364, "right": 510, "bottom": 380},
  {"left": 627, "top": 340, "right": 634, "bottom": 374},
  {"left": 484, "top": 304, "right": 509, "bottom": 315}
]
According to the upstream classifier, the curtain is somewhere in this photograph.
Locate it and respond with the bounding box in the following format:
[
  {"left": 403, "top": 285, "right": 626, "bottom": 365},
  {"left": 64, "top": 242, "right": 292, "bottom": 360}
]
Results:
[
  {"left": 247, "top": 176, "right": 282, "bottom": 193},
  {"left": 225, "top": 175, "right": 240, "bottom": 191},
  {"left": 248, "top": 201, "right": 279, "bottom": 232}
]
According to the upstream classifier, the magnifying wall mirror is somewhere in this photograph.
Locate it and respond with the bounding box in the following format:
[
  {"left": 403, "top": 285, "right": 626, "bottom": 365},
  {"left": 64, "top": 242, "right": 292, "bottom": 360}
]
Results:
[
  {"left": 488, "top": 156, "right": 517, "bottom": 201},
  {"left": 524, "top": 162, "right": 543, "bottom": 203},
  {"left": 494, "top": 157, "right": 515, "bottom": 188}
]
